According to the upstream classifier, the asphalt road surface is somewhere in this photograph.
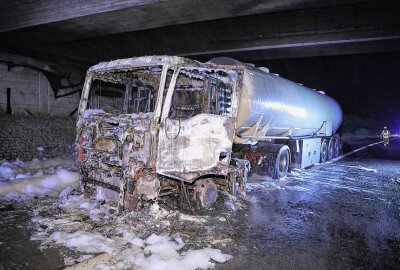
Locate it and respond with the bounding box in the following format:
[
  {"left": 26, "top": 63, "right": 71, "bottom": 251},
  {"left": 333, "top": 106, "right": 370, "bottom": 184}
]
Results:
[
  {"left": 218, "top": 137, "right": 400, "bottom": 270},
  {"left": 1, "top": 137, "right": 399, "bottom": 270}
]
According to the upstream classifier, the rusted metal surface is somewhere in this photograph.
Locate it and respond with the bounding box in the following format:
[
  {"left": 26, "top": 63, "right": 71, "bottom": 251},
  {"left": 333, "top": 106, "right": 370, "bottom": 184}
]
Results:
[
  {"left": 240, "top": 143, "right": 292, "bottom": 178},
  {"left": 77, "top": 112, "right": 156, "bottom": 210},
  {"left": 157, "top": 115, "right": 236, "bottom": 182},
  {"left": 194, "top": 178, "right": 218, "bottom": 208},
  {"left": 76, "top": 55, "right": 247, "bottom": 212},
  {"left": 227, "top": 158, "right": 250, "bottom": 195}
]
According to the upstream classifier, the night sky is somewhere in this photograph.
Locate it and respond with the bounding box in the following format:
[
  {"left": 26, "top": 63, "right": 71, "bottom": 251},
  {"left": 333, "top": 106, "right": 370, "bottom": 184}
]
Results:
[{"left": 255, "top": 51, "right": 400, "bottom": 134}]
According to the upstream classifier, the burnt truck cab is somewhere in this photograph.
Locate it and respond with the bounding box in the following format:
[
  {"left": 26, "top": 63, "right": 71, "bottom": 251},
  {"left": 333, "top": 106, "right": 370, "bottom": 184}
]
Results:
[{"left": 76, "top": 56, "right": 248, "bottom": 211}]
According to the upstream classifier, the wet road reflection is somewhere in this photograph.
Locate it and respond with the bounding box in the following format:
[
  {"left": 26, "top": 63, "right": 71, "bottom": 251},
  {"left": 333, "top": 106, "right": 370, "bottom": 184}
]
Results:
[{"left": 218, "top": 138, "right": 400, "bottom": 270}]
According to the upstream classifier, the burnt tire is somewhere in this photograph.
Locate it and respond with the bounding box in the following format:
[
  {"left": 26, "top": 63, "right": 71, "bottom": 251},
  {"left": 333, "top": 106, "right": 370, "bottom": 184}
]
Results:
[
  {"left": 274, "top": 147, "right": 290, "bottom": 179},
  {"left": 333, "top": 136, "right": 341, "bottom": 158},
  {"left": 320, "top": 139, "right": 328, "bottom": 163},
  {"left": 327, "top": 138, "right": 334, "bottom": 161}
]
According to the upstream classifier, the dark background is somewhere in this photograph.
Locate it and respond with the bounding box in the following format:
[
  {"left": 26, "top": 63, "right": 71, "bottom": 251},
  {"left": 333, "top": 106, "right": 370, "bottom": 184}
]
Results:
[
  {"left": 1, "top": 0, "right": 399, "bottom": 135},
  {"left": 253, "top": 51, "right": 400, "bottom": 134}
]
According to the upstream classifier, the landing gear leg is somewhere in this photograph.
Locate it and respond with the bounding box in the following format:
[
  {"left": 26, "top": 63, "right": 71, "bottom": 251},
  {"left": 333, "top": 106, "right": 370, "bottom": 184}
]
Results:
[{"left": 228, "top": 159, "right": 250, "bottom": 195}]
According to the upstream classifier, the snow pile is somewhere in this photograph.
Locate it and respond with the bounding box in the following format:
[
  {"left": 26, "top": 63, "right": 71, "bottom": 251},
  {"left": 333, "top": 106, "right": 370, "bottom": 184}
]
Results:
[
  {"left": 82, "top": 109, "right": 106, "bottom": 118},
  {"left": 1, "top": 157, "right": 233, "bottom": 269},
  {"left": 0, "top": 164, "right": 14, "bottom": 179},
  {"left": 0, "top": 169, "right": 79, "bottom": 199},
  {"left": 36, "top": 146, "right": 45, "bottom": 157},
  {"left": 31, "top": 194, "right": 232, "bottom": 270},
  {"left": 140, "top": 241, "right": 232, "bottom": 270},
  {"left": 48, "top": 229, "right": 231, "bottom": 270},
  {"left": 0, "top": 158, "right": 78, "bottom": 199},
  {"left": 59, "top": 194, "right": 109, "bottom": 221},
  {"left": 0, "top": 158, "right": 76, "bottom": 180},
  {"left": 51, "top": 230, "right": 116, "bottom": 254},
  {"left": 144, "top": 233, "right": 184, "bottom": 259}
]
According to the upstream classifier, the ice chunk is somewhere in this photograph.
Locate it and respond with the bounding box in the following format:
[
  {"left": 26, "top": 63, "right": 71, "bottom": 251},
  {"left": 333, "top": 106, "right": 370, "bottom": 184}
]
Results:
[
  {"left": 140, "top": 246, "right": 232, "bottom": 270},
  {"left": 12, "top": 158, "right": 23, "bottom": 166},
  {"left": 59, "top": 186, "right": 74, "bottom": 198},
  {"left": 15, "top": 173, "right": 31, "bottom": 179},
  {"left": 117, "top": 228, "right": 144, "bottom": 247},
  {"left": 0, "top": 165, "right": 14, "bottom": 180},
  {"left": 82, "top": 109, "right": 106, "bottom": 119}
]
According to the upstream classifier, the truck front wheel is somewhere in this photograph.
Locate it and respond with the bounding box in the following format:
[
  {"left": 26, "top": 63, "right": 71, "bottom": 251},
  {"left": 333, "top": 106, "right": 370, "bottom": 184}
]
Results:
[{"left": 194, "top": 178, "right": 218, "bottom": 208}]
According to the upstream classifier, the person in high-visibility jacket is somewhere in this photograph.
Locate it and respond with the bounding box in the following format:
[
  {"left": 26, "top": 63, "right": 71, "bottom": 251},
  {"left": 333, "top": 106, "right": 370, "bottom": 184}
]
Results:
[{"left": 381, "top": 127, "right": 391, "bottom": 146}]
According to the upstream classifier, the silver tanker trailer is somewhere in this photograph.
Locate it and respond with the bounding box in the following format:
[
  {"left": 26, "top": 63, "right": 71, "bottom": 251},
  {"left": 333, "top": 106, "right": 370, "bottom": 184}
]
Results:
[{"left": 76, "top": 55, "right": 342, "bottom": 211}]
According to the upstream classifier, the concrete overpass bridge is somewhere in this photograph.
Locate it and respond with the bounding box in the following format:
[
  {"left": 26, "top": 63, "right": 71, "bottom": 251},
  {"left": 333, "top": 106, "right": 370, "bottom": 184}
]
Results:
[
  {"left": 0, "top": 0, "right": 399, "bottom": 120},
  {"left": 0, "top": 0, "right": 398, "bottom": 68}
]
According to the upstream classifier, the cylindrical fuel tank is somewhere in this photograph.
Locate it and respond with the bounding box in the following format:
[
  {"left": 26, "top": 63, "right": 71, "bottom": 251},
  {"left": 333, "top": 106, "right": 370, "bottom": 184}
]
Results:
[{"left": 208, "top": 57, "right": 342, "bottom": 138}]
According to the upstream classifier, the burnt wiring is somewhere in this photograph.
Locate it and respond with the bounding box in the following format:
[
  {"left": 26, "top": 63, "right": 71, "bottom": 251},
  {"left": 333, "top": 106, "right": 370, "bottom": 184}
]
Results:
[{"left": 180, "top": 181, "right": 197, "bottom": 216}]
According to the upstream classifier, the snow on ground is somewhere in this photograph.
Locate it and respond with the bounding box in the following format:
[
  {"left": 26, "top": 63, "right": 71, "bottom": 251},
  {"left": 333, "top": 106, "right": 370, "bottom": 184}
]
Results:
[
  {"left": 54, "top": 228, "right": 231, "bottom": 270},
  {"left": 0, "top": 157, "right": 233, "bottom": 269},
  {"left": 0, "top": 158, "right": 78, "bottom": 199},
  {"left": 31, "top": 194, "right": 232, "bottom": 269},
  {"left": 82, "top": 109, "right": 106, "bottom": 119},
  {"left": 0, "top": 169, "right": 79, "bottom": 199}
]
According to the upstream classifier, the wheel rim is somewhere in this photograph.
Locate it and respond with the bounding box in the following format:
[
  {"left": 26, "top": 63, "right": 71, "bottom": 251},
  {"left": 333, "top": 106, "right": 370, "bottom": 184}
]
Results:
[
  {"left": 279, "top": 153, "right": 287, "bottom": 173},
  {"left": 333, "top": 137, "right": 340, "bottom": 158},
  {"left": 327, "top": 139, "right": 334, "bottom": 160},
  {"left": 321, "top": 140, "right": 327, "bottom": 163}
]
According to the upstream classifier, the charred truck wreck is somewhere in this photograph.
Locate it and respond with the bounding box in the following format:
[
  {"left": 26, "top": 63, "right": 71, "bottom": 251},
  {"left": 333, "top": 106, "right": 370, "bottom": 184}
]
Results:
[{"left": 76, "top": 56, "right": 342, "bottom": 212}]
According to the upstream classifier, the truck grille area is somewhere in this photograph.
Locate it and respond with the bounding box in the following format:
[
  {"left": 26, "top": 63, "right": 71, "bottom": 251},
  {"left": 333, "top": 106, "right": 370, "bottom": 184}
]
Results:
[
  {"left": 94, "top": 138, "right": 117, "bottom": 152},
  {"left": 77, "top": 113, "right": 154, "bottom": 196},
  {"left": 83, "top": 149, "right": 124, "bottom": 188}
]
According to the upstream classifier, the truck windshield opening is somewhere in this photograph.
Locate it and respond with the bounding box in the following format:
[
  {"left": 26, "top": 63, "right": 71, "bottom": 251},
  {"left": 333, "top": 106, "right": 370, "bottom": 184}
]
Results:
[
  {"left": 169, "top": 69, "right": 233, "bottom": 119},
  {"left": 87, "top": 67, "right": 162, "bottom": 114}
]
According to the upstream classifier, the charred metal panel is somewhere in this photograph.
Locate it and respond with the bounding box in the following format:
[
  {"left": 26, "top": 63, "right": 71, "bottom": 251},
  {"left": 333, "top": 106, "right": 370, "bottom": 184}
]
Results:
[
  {"left": 157, "top": 114, "right": 236, "bottom": 182},
  {"left": 77, "top": 112, "right": 153, "bottom": 185},
  {"left": 75, "top": 55, "right": 250, "bottom": 211}
]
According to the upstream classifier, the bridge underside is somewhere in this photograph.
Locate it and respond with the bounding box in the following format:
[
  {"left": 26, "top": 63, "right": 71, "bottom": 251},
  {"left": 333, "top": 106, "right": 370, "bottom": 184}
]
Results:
[{"left": 0, "top": 0, "right": 398, "bottom": 70}]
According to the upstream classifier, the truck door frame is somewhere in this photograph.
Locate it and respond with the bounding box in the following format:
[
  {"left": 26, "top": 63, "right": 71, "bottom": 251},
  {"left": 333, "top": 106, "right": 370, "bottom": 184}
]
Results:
[{"left": 156, "top": 67, "right": 239, "bottom": 182}]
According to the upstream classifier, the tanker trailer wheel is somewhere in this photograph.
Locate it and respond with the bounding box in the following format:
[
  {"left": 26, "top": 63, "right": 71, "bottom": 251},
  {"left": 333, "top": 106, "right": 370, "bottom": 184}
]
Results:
[
  {"left": 320, "top": 139, "right": 328, "bottom": 163},
  {"left": 274, "top": 146, "right": 290, "bottom": 179},
  {"left": 327, "top": 138, "right": 335, "bottom": 161},
  {"left": 333, "top": 136, "right": 341, "bottom": 158}
]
